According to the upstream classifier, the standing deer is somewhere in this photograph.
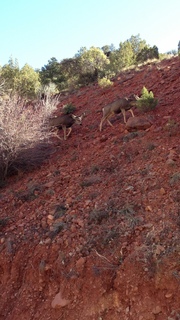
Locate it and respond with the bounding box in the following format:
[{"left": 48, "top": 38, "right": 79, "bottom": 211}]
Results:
[
  {"left": 49, "top": 113, "right": 85, "bottom": 140},
  {"left": 99, "top": 94, "right": 139, "bottom": 131}
]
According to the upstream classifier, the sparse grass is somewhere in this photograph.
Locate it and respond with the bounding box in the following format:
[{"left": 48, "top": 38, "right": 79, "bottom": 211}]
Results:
[
  {"left": 116, "top": 203, "right": 142, "bottom": 229},
  {"left": 146, "top": 142, "right": 156, "bottom": 151},
  {"left": 70, "top": 153, "right": 78, "bottom": 162},
  {"left": 54, "top": 204, "right": 67, "bottom": 219},
  {"left": 88, "top": 209, "right": 109, "bottom": 224},
  {"left": 139, "top": 167, "right": 150, "bottom": 176},
  {"left": 117, "top": 204, "right": 135, "bottom": 216},
  {"left": 102, "top": 229, "right": 119, "bottom": 244},
  {"left": 80, "top": 175, "right": 101, "bottom": 188},
  {"left": 90, "top": 165, "right": 100, "bottom": 174},
  {"left": 88, "top": 191, "right": 99, "bottom": 200},
  {"left": 52, "top": 221, "right": 66, "bottom": 234},
  {"left": 14, "top": 184, "right": 42, "bottom": 202},
  {"left": 49, "top": 222, "right": 66, "bottom": 239},
  {"left": 0, "top": 217, "right": 9, "bottom": 229},
  {"left": 122, "top": 131, "right": 141, "bottom": 142},
  {"left": 169, "top": 172, "right": 180, "bottom": 186},
  {"left": 164, "top": 119, "right": 179, "bottom": 137}
]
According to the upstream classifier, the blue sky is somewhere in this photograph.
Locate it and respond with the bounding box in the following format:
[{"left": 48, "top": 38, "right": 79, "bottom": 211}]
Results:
[{"left": 0, "top": 0, "right": 180, "bottom": 69}]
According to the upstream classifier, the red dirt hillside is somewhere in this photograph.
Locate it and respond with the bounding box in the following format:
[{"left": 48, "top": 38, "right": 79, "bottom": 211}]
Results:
[{"left": 0, "top": 56, "right": 180, "bottom": 320}]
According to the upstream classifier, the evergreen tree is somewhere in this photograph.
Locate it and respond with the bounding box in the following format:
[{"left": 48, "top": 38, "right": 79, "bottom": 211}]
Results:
[
  {"left": 78, "top": 47, "right": 110, "bottom": 84},
  {"left": 18, "top": 64, "right": 41, "bottom": 99},
  {"left": 39, "top": 57, "right": 64, "bottom": 87},
  {"left": 1, "top": 58, "right": 40, "bottom": 99},
  {"left": 178, "top": 41, "right": 180, "bottom": 56},
  {"left": 136, "top": 45, "right": 159, "bottom": 63},
  {"left": 1, "top": 57, "right": 19, "bottom": 95}
]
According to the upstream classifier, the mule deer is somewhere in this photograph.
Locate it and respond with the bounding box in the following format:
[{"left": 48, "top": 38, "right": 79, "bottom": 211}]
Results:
[
  {"left": 99, "top": 94, "right": 139, "bottom": 131},
  {"left": 49, "top": 113, "right": 85, "bottom": 140}
]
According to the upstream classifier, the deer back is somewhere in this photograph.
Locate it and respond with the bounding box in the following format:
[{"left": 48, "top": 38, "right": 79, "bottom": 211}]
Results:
[
  {"left": 103, "top": 98, "right": 128, "bottom": 116},
  {"left": 105, "top": 94, "right": 138, "bottom": 115},
  {"left": 49, "top": 114, "right": 75, "bottom": 129},
  {"left": 49, "top": 113, "right": 85, "bottom": 129}
]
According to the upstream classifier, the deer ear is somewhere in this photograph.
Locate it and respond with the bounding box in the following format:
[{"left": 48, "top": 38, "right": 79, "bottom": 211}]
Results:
[{"left": 71, "top": 114, "right": 77, "bottom": 119}]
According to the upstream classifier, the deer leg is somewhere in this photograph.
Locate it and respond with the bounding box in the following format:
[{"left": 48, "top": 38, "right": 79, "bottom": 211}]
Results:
[
  {"left": 67, "top": 127, "right": 72, "bottom": 137},
  {"left": 106, "top": 112, "right": 114, "bottom": 127},
  {"left": 99, "top": 118, "right": 105, "bottom": 132},
  {"left": 107, "top": 119, "right": 113, "bottom": 127},
  {"left": 100, "top": 111, "right": 115, "bottom": 131},
  {"left": 121, "top": 109, "right": 127, "bottom": 123},
  {"left": 129, "top": 109, "right": 135, "bottom": 117},
  {"left": 62, "top": 126, "right": 67, "bottom": 140},
  {"left": 100, "top": 117, "right": 113, "bottom": 132},
  {"left": 51, "top": 128, "right": 63, "bottom": 140}
]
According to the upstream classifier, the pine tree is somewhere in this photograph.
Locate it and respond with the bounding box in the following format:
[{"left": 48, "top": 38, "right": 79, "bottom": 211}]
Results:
[{"left": 178, "top": 41, "right": 180, "bottom": 56}]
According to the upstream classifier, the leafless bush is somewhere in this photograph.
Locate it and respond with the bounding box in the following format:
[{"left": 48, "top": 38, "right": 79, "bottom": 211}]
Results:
[{"left": 0, "top": 95, "right": 58, "bottom": 181}]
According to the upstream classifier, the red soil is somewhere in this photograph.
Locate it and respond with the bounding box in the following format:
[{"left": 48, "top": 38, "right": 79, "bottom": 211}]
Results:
[{"left": 0, "top": 56, "right": 180, "bottom": 320}]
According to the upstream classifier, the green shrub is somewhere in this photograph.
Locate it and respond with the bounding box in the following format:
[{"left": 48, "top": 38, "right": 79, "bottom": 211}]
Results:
[
  {"left": 98, "top": 77, "right": 113, "bottom": 88},
  {"left": 62, "top": 103, "right": 76, "bottom": 114},
  {"left": 136, "top": 86, "right": 158, "bottom": 112}
]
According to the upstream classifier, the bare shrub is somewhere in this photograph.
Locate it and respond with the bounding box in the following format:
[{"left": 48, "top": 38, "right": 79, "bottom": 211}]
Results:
[{"left": 0, "top": 95, "right": 58, "bottom": 181}]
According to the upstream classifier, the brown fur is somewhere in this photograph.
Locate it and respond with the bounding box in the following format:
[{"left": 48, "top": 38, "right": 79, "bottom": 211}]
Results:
[
  {"left": 49, "top": 113, "right": 85, "bottom": 140},
  {"left": 99, "top": 94, "right": 139, "bottom": 131}
]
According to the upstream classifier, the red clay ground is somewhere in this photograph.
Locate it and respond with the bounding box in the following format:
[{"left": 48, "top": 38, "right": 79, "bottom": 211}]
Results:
[{"left": 0, "top": 56, "right": 180, "bottom": 320}]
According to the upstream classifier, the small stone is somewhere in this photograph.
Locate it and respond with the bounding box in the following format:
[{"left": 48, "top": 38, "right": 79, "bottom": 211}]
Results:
[
  {"left": 76, "top": 257, "right": 86, "bottom": 272},
  {"left": 76, "top": 219, "right": 84, "bottom": 228},
  {"left": 51, "top": 292, "right": 70, "bottom": 309},
  {"left": 44, "top": 181, "right": 54, "bottom": 188},
  {"left": 160, "top": 187, "right": 166, "bottom": 195},
  {"left": 100, "top": 135, "right": 108, "bottom": 142},
  {"left": 85, "top": 200, "right": 91, "bottom": 206},
  {"left": 125, "top": 306, "right": 130, "bottom": 314},
  {"left": 155, "top": 245, "right": 164, "bottom": 255},
  {"left": 44, "top": 238, "right": 51, "bottom": 245},
  {"left": 125, "top": 186, "right": 134, "bottom": 191},
  {"left": 41, "top": 220, "right": 47, "bottom": 229},
  {"left": 168, "top": 149, "right": 177, "bottom": 160},
  {"left": 145, "top": 206, "right": 153, "bottom": 212},
  {"left": 152, "top": 306, "right": 162, "bottom": 314},
  {"left": 143, "top": 223, "right": 153, "bottom": 229},
  {"left": 0, "top": 238, "right": 5, "bottom": 244},
  {"left": 166, "top": 158, "right": 175, "bottom": 166},
  {"left": 47, "top": 215, "right": 54, "bottom": 220}
]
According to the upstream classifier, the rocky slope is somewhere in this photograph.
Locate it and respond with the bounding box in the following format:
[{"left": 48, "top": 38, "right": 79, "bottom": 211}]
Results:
[{"left": 0, "top": 56, "right": 180, "bottom": 320}]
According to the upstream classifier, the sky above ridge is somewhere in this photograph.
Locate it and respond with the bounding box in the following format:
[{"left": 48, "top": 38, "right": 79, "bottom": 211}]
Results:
[{"left": 0, "top": 0, "right": 179, "bottom": 69}]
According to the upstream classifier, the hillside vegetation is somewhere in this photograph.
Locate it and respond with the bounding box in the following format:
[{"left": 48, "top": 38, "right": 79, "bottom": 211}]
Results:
[
  {"left": 1, "top": 34, "right": 175, "bottom": 100},
  {"left": 0, "top": 56, "right": 180, "bottom": 320}
]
